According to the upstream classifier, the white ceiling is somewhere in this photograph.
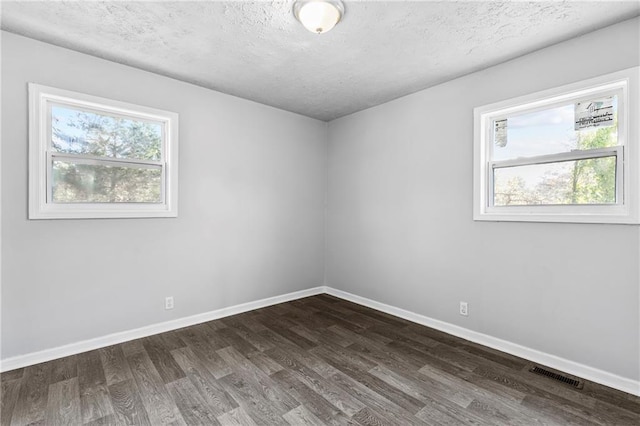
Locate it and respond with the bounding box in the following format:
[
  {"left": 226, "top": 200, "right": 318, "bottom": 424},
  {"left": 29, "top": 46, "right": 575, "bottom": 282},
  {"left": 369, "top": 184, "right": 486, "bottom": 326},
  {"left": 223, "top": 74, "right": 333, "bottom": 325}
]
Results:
[{"left": 2, "top": 1, "right": 639, "bottom": 121}]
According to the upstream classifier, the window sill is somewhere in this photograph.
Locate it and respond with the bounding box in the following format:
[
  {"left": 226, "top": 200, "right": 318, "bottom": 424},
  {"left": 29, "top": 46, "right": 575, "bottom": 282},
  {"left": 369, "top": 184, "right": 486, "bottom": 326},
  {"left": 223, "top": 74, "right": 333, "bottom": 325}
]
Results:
[
  {"left": 29, "top": 204, "right": 178, "bottom": 220},
  {"left": 474, "top": 209, "right": 639, "bottom": 225}
]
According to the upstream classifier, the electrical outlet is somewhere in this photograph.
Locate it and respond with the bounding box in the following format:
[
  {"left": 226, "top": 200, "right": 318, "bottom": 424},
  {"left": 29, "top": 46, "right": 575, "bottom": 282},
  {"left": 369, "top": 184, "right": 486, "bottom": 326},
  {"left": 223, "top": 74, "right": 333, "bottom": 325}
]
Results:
[
  {"left": 459, "top": 301, "right": 468, "bottom": 316},
  {"left": 165, "top": 296, "right": 174, "bottom": 310}
]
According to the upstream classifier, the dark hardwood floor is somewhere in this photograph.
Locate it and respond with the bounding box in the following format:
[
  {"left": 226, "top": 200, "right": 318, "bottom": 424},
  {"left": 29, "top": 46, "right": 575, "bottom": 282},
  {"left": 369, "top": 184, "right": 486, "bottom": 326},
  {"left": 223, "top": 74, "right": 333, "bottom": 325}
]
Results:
[{"left": 2, "top": 294, "right": 639, "bottom": 425}]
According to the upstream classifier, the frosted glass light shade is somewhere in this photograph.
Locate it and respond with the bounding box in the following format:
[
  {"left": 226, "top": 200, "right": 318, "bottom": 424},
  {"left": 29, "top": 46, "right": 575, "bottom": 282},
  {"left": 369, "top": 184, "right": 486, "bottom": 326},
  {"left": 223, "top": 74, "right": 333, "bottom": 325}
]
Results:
[{"left": 293, "top": 0, "right": 344, "bottom": 34}]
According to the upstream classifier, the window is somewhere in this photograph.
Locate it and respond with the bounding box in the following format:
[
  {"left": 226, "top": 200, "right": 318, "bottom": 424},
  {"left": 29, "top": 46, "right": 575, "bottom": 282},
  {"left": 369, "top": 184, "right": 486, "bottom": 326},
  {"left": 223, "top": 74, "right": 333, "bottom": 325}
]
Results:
[
  {"left": 474, "top": 67, "right": 639, "bottom": 224},
  {"left": 29, "top": 84, "right": 179, "bottom": 219}
]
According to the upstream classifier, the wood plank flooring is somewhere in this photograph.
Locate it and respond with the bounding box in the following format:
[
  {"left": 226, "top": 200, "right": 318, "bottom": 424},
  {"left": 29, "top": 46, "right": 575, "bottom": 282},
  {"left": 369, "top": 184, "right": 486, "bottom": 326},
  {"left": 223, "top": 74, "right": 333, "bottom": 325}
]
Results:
[{"left": 2, "top": 294, "right": 639, "bottom": 425}]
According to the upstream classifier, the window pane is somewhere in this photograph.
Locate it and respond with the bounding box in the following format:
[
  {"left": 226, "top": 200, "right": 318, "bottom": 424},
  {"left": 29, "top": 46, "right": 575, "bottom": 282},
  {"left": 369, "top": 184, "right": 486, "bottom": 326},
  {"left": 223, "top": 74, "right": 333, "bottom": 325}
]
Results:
[
  {"left": 52, "top": 159, "right": 162, "bottom": 203},
  {"left": 492, "top": 96, "right": 618, "bottom": 161},
  {"left": 493, "top": 156, "right": 616, "bottom": 206},
  {"left": 51, "top": 104, "right": 162, "bottom": 161}
]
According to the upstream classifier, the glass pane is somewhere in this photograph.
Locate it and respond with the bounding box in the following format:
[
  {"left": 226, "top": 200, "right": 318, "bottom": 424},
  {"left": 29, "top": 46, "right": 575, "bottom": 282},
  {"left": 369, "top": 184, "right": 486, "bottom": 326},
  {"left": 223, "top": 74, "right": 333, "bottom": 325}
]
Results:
[
  {"left": 492, "top": 96, "right": 618, "bottom": 161},
  {"left": 493, "top": 156, "right": 616, "bottom": 206},
  {"left": 52, "top": 159, "right": 162, "bottom": 203},
  {"left": 51, "top": 104, "right": 163, "bottom": 161}
]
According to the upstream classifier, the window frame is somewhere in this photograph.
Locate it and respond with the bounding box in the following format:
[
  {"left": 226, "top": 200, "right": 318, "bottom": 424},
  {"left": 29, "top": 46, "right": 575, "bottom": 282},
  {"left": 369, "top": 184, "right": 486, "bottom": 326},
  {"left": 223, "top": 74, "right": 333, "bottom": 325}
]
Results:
[
  {"left": 28, "top": 83, "right": 179, "bottom": 219},
  {"left": 473, "top": 67, "right": 639, "bottom": 224}
]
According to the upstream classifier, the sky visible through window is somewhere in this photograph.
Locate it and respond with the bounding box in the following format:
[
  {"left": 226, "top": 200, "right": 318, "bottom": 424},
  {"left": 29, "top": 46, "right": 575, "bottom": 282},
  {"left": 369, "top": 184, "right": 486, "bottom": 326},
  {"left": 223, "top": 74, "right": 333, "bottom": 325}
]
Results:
[
  {"left": 492, "top": 97, "right": 618, "bottom": 189},
  {"left": 51, "top": 104, "right": 163, "bottom": 160},
  {"left": 493, "top": 97, "right": 618, "bottom": 161}
]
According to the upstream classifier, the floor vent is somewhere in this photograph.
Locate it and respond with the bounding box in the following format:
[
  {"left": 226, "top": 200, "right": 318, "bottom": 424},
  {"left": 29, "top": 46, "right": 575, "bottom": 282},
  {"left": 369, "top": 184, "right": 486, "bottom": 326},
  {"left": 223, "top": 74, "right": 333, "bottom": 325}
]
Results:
[{"left": 529, "top": 366, "right": 584, "bottom": 389}]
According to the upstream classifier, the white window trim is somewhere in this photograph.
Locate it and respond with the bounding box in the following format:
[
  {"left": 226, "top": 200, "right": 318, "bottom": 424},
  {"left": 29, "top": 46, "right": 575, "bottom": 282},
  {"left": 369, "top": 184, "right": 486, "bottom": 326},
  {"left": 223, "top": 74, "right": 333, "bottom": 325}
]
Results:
[
  {"left": 28, "top": 84, "right": 179, "bottom": 219},
  {"left": 473, "top": 67, "right": 640, "bottom": 224}
]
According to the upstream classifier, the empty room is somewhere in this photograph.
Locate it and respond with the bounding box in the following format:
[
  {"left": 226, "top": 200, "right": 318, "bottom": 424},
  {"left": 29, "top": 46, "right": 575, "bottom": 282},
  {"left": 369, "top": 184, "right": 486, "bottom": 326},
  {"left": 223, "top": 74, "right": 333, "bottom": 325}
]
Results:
[{"left": 1, "top": 0, "right": 639, "bottom": 424}]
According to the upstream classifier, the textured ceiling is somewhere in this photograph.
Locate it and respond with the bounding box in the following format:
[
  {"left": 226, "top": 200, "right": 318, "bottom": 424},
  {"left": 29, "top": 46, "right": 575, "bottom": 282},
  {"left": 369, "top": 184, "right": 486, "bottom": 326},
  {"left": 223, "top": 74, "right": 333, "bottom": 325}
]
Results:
[{"left": 2, "top": 1, "right": 639, "bottom": 121}]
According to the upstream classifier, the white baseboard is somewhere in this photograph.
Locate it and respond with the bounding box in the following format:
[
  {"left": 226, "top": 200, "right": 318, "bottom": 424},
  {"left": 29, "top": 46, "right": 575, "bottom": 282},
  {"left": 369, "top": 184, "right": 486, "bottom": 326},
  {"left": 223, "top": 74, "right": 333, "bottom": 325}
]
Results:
[
  {"left": 0, "top": 286, "right": 326, "bottom": 373},
  {"left": 3, "top": 284, "right": 638, "bottom": 397},
  {"left": 324, "top": 287, "right": 640, "bottom": 397}
]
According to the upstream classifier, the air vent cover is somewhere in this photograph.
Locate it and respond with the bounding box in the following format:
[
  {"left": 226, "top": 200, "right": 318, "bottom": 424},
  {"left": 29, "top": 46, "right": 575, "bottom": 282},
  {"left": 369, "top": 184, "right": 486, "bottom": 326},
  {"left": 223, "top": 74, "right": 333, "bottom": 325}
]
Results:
[{"left": 529, "top": 366, "right": 584, "bottom": 389}]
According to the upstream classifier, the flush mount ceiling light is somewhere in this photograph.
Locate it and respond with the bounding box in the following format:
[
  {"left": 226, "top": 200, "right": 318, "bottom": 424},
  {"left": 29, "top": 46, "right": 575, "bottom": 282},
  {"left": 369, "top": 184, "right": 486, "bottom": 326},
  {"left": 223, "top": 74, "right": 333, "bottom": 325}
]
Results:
[{"left": 293, "top": 0, "right": 345, "bottom": 34}]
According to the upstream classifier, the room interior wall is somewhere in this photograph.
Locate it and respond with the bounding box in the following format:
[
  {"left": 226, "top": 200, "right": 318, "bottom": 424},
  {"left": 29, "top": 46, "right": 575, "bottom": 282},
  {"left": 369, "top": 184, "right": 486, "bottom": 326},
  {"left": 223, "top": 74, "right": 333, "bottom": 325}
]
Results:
[
  {"left": 326, "top": 17, "right": 640, "bottom": 383},
  {"left": 2, "top": 17, "right": 639, "bottom": 393},
  {"left": 1, "top": 32, "right": 327, "bottom": 360}
]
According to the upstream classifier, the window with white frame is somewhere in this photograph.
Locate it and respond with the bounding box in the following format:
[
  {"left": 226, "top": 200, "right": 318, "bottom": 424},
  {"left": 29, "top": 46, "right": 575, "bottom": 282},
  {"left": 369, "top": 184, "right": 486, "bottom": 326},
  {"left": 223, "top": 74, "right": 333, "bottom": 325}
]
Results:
[
  {"left": 473, "top": 67, "right": 639, "bottom": 224},
  {"left": 29, "top": 84, "right": 179, "bottom": 219}
]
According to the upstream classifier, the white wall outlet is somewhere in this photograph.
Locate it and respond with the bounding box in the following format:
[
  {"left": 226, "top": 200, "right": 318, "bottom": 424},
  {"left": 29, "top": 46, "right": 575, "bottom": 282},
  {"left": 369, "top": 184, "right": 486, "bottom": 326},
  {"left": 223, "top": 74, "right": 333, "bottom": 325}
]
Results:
[
  {"left": 459, "top": 301, "right": 468, "bottom": 316},
  {"left": 165, "top": 296, "right": 174, "bottom": 310}
]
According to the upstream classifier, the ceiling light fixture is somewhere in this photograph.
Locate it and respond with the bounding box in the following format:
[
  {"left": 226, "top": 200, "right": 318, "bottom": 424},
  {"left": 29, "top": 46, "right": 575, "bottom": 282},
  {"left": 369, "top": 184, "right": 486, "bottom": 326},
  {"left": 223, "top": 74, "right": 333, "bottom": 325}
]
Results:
[{"left": 293, "top": 0, "right": 345, "bottom": 34}]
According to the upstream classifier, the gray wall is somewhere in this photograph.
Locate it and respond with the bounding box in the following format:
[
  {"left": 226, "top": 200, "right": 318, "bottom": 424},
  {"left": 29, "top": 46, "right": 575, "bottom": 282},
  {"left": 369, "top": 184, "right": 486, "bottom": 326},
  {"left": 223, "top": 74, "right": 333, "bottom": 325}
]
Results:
[
  {"left": 3, "top": 18, "right": 639, "bottom": 384},
  {"left": 1, "top": 32, "right": 327, "bottom": 359},
  {"left": 327, "top": 18, "right": 640, "bottom": 381}
]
